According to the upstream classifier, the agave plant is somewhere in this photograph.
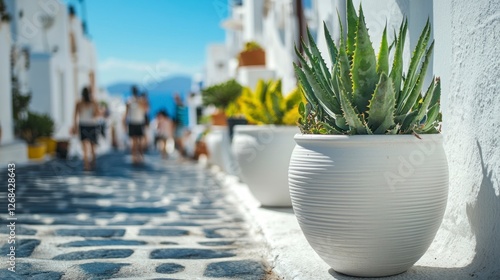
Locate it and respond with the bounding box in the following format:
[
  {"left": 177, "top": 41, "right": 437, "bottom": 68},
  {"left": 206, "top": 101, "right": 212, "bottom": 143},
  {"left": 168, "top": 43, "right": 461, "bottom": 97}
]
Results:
[
  {"left": 295, "top": 0, "right": 441, "bottom": 135},
  {"left": 237, "top": 79, "right": 302, "bottom": 125}
]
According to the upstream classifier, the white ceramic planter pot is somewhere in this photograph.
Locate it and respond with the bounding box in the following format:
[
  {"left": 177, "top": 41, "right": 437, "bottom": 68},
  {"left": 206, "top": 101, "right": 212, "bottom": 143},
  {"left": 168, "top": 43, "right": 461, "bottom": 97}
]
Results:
[
  {"left": 232, "top": 125, "right": 299, "bottom": 207},
  {"left": 288, "top": 134, "right": 449, "bottom": 277},
  {"left": 205, "top": 126, "right": 237, "bottom": 174}
]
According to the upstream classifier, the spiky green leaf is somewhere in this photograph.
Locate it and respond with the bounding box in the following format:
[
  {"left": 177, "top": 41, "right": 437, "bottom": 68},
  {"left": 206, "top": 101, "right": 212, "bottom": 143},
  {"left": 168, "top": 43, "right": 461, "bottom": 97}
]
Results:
[
  {"left": 421, "top": 103, "right": 440, "bottom": 131},
  {"left": 323, "top": 21, "right": 338, "bottom": 67},
  {"left": 368, "top": 73, "right": 396, "bottom": 134},
  {"left": 389, "top": 19, "right": 408, "bottom": 102},
  {"left": 377, "top": 25, "right": 389, "bottom": 75},
  {"left": 296, "top": 59, "right": 341, "bottom": 118},
  {"left": 340, "top": 88, "right": 367, "bottom": 134},
  {"left": 306, "top": 28, "right": 332, "bottom": 88},
  {"left": 414, "top": 76, "right": 436, "bottom": 126},
  {"left": 293, "top": 63, "right": 318, "bottom": 106},
  {"left": 346, "top": 0, "right": 358, "bottom": 58},
  {"left": 300, "top": 39, "right": 342, "bottom": 114},
  {"left": 401, "top": 110, "right": 419, "bottom": 133},
  {"left": 398, "top": 41, "right": 434, "bottom": 115},
  {"left": 335, "top": 114, "right": 349, "bottom": 131},
  {"left": 429, "top": 77, "right": 441, "bottom": 108},
  {"left": 337, "top": 13, "right": 353, "bottom": 98},
  {"left": 351, "top": 6, "right": 378, "bottom": 113},
  {"left": 400, "top": 19, "right": 431, "bottom": 105}
]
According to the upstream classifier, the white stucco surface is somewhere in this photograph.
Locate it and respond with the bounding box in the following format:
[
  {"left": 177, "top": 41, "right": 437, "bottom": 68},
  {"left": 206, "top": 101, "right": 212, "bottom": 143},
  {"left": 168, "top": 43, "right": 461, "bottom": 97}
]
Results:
[
  {"left": 236, "top": 66, "right": 276, "bottom": 90},
  {"left": 205, "top": 43, "right": 230, "bottom": 87},
  {"left": 431, "top": 0, "right": 500, "bottom": 278},
  {"left": 0, "top": 22, "right": 14, "bottom": 144}
]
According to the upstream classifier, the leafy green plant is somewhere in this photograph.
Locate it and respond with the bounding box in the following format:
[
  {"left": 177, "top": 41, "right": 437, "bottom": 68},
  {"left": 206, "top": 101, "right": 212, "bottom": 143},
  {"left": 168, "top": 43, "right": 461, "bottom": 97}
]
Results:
[
  {"left": 295, "top": 0, "right": 441, "bottom": 135},
  {"left": 12, "top": 76, "right": 31, "bottom": 122},
  {"left": 18, "top": 112, "right": 55, "bottom": 145},
  {"left": 0, "top": 0, "right": 10, "bottom": 22},
  {"left": 238, "top": 79, "right": 302, "bottom": 125},
  {"left": 12, "top": 76, "right": 32, "bottom": 136},
  {"left": 202, "top": 79, "right": 243, "bottom": 110}
]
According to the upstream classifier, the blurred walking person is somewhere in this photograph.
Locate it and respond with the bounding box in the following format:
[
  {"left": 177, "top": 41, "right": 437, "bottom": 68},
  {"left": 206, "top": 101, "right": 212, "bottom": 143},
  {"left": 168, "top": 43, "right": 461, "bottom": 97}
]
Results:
[
  {"left": 123, "top": 86, "right": 148, "bottom": 164},
  {"left": 72, "top": 87, "right": 100, "bottom": 171},
  {"left": 173, "top": 93, "right": 188, "bottom": 157},
  {"left": 154, "top": 109, "right": 174, "bottom": 159},
  {"left": 141, "top": 92, "right": 151, "bottom": 151}
]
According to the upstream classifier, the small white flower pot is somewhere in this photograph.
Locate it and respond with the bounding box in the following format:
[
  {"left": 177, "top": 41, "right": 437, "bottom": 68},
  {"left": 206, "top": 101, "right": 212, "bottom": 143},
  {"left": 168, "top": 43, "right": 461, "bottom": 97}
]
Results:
[
  {"left": 288, "top": 134, "right": 449, "bottom": 277},
  {"left": 205, "top": 126, "right": 237, "bottom": 174},
  {"left": 232, "top": 125, "right": 299, "bottom": 207}
]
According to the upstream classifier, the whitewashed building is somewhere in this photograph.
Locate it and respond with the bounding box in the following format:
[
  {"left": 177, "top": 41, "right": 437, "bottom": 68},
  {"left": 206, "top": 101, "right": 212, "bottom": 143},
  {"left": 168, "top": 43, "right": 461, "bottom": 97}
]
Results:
[
  {"left": 0, "top": 19, "right": 27, "bottom": 164},
  {"left": 205, "top": 0, "right": 298, "bottom": 92},
  {"left": 0, "top": 0, "right": 98, "bottom": 164}
]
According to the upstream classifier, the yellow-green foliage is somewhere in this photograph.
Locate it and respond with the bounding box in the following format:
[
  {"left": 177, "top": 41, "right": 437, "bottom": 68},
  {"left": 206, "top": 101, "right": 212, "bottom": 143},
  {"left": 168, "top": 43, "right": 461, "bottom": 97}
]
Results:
[
  {"left": 238, "top": 79, "right": 302, "bottom": 125},
  {"left": 243, "top": 41, "right": 263, "bottom": 52}
]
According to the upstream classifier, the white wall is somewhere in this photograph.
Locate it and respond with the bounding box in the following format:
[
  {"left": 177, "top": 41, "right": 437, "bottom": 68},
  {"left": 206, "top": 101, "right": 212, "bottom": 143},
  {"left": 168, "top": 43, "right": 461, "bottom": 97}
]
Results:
[
  {"left": 243, "top": 0, "right": 264, "bottom": 44},
  {"left": 431, "top": 0, "right": 500, "bottom": 277},
  {"left": 262, "top": 0, "right": 297, "bottom": 93},
  {"left": 6, "top": 0, "right": 64, "bottom": 52},
  {"left": 0, "top": 21, "right": 14, "bottom": 144},
  {"left": 237, "top": 66, "right": 275, "bottom": 90},
  {"left": 205, "top": 43, "right": 230, "bottom": 87},
  {"left": 28, "top": 52, "right": 53, "bottom": 115}
]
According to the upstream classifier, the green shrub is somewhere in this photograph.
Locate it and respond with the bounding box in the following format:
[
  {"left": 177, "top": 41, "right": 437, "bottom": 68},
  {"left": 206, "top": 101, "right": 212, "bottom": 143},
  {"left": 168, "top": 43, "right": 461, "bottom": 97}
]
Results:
[
  {"left": 18, "top": 112, "right": 55, "bottom": 145},
  {"left": 202, "top": 79, "right": 243, "bottom": 110}
]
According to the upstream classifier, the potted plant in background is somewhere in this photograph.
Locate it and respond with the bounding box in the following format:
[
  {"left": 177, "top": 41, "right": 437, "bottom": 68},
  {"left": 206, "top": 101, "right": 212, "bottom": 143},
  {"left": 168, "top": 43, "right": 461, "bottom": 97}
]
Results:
[
  {"left": 201, "top": 79, "right": 243, "bottom": 126},
  {"left": 289, "top": 0, "right": 448, "bottom": 277},
  {"left": 18, "top": 112, "right": 54, "bottom": 160},
  {"left": 0, "top": 0, "right": 11, "bottom": 23},
  {"left": 224, "top": 91, "right": 248, "bottom": 141},
  {"left": 202, "top": 79, "right": 243, "bottom": 173},
  {"left": 232, "top": 79, "right": 302, "bottom": 207},
  {"left": 238, "top": 41, "right": 266, "bottom": 67}
]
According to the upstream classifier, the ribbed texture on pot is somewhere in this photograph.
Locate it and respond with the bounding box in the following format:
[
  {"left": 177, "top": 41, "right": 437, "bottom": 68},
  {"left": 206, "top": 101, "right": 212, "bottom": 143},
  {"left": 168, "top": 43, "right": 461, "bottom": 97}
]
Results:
[{"left": 288, "top": 134, "right": 449, "bottom": 277}]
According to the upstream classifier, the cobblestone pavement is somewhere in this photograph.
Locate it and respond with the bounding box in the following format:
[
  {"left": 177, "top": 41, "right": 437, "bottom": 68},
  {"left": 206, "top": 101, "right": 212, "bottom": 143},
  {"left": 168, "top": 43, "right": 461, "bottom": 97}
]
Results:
[{"left": 0, "top": 151, "right": 278, "bottom": 280}]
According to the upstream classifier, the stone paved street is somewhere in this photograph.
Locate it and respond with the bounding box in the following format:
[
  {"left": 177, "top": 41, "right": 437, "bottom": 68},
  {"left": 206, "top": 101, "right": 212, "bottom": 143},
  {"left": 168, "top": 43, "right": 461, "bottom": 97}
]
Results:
[{"left": 0, "top": 152, "right": 278, "bottom": 280}]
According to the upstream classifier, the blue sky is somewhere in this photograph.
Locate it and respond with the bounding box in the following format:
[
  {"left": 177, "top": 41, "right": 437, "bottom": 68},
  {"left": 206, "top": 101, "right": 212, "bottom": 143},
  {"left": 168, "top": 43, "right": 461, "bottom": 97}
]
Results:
[{"left": 66, "top": 0, "right": 227, "bottom": 86}]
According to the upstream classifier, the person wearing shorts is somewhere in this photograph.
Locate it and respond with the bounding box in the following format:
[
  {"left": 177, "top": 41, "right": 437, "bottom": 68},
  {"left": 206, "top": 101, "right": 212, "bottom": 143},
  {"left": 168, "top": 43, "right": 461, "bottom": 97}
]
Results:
[
  {"left": 72, "top": 87, "right": 100, "bottom": 171},
  {"left": 124, "top": 86, "right": 148, "bottom": 164}
]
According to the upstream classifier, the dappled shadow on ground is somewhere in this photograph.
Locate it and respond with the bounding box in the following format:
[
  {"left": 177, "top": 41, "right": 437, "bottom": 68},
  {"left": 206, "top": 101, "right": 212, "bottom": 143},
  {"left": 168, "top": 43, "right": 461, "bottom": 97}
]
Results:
[{"left": 0, "top": 151, "right": 218, "bottom": 215}]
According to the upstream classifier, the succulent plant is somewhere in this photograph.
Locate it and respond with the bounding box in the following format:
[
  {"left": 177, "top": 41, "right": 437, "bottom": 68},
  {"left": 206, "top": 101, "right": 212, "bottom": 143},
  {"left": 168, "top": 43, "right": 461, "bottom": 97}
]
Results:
[
  {"left": 237, "top": 79, "right": 302, "bottom": 125},
  {"left": 294, "top": 0, "right": 441, "bottom": 135}
]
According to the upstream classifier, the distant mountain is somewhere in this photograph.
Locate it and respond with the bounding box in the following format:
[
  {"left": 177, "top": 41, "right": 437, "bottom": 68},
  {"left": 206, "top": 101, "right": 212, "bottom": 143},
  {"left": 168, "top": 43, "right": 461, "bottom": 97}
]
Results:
[{"left": 106, "top": 75, "right": 192, "bottom": 95}]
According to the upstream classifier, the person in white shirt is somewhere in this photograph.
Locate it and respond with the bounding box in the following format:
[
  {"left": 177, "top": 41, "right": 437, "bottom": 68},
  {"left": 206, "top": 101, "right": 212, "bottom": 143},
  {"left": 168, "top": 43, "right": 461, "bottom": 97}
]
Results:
[
  {"left": 123, "top": 86, "right": 148, "bottom": 164},
  {"left": 72, "top": 87, "right": 100, "bottom": 171}
]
